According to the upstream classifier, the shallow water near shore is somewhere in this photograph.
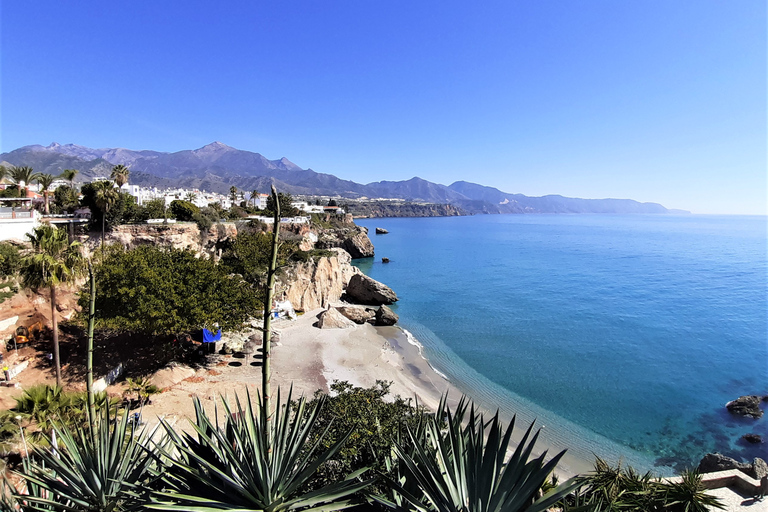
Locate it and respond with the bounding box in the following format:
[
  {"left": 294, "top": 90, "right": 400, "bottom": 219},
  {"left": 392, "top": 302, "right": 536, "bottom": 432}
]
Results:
[{"left": 354, "top": 214, "right": 768, "bottom": 475}]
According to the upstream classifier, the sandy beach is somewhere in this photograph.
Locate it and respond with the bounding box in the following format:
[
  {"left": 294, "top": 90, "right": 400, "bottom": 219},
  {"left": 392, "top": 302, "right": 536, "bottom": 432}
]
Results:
[{"left": 139, "top": 308, "right": 594, "bottom": 478}]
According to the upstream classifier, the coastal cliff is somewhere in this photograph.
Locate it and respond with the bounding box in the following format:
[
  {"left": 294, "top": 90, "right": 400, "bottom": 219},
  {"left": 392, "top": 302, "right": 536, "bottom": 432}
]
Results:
[
  {"left": 87, "top": 220, "right": 380, "bottom": 313},
  {"left": 280, "top": 248, "right": 361, "bottom": 312},
  {"left": 91, "top": 222, "right": 238, "bottom": 257}
]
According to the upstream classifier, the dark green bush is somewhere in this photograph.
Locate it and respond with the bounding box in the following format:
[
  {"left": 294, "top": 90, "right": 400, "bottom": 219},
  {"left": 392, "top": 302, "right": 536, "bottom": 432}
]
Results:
[
  {"left": 0, "top": 242, "right": 22, "bottom": 278},
  {"left": 169, "top": 199, "right": 199, "bottom": 221},
  {"left": 79, "top": 245, "right": 260, "bottom": 334},
  {"left": 301, "top": 380, "right": 430, "bottom": 491}
]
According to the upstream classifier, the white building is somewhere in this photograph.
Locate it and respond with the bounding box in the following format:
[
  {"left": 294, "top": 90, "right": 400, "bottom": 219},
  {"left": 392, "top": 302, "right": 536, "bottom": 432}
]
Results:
[{"left": 0, "top": 202, "right": 41, "bottom": 242}]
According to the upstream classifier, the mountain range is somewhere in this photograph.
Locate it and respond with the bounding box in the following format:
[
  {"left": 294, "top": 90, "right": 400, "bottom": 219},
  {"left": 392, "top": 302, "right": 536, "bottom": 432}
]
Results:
[{"left": 0, "top": 142, "right": 686, "bottom": 214}]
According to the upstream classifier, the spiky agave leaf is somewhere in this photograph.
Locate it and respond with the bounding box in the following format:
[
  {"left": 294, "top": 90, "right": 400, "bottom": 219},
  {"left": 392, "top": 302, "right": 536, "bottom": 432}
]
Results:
[
  {"left": 18, "top": 405, "right": 161, "bottom": 511},
  {"left": 660, "top": 470, "right": 724, "bottom": 512},
  {"left": 386, "top": 395, "right": 581, "bottom": 512},
  {"left": 149, "top": 387, "right": 373, "bottom": 512}
]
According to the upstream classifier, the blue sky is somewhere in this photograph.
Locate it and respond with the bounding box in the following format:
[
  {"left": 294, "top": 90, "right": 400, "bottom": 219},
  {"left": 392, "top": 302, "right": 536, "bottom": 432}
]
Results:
[{"left": 1, "top": 1, "right": 765, "bottom": 214}]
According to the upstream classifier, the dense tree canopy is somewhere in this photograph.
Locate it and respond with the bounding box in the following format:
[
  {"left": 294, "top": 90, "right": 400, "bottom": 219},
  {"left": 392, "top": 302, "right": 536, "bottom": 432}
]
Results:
[
  {"left": 220, "top": 231, "right": 294, "bottom": 286},
  {"left": 169, "top": 199, "right": 199, "bottom": 221},
  {"left": 53, "top": 185, "right": 80, "bottom": 213},
  {"left": 81, "top": 245, "right": 260, "bottom": 334}
]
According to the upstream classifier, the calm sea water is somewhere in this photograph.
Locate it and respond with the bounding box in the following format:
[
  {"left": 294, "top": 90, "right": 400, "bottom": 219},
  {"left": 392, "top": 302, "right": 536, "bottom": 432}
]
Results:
[{"left": 354, "top": 214, "right": 767, "bottom": 473}]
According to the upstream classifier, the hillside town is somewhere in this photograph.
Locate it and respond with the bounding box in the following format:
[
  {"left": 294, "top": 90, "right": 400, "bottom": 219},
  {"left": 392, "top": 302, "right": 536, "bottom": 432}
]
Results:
[{"left": 0, "top": 170, "right": 345, "bottom": 242}]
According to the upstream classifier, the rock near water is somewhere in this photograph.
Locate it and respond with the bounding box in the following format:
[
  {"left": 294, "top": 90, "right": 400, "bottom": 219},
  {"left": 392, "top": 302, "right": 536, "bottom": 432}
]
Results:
[
  {"left": 343, "top": 231, "right": 375, "bottom": 258},
  {"left": 316, "top": 227, "right": 375, "bottom": 259},
  {"left": 375, "top": 305, "right": 399, "bottom": 326},
  {"left": 345, "top": 274, "right": 398, "bottom": 305},
  {"left": 375, "top": 227, "right": 389, "bottom": 234},
  {"left": 335, "top": 305, "right": 375, "bottom": 324},
  {"left": 726, "top": 395, "right": 764, "bottom": 418},
  {"left": 698, "top": 453, "right": 768, "bottom": 480}
]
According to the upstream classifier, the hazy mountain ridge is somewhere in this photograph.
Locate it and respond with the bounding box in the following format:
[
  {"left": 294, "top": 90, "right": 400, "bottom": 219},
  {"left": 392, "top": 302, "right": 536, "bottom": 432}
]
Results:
[{"left": 1, "top": 142, "right": 684, "bottom": 214}]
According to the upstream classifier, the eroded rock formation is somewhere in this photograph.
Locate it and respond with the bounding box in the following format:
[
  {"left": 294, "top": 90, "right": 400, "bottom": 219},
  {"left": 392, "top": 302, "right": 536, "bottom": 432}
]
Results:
[
  {"left": 345, "top": 274, "right": 398, "bottom": 305},
  {"left": 316, "top": 226, "right": 375, "bottom": 258},
  {"left": 281, "top": 249, "right": 360, "bottom": 312}
]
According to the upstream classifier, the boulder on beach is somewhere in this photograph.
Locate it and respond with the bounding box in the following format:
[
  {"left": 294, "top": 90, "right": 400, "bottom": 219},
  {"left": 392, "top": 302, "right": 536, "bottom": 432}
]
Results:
[
  {"left": 375, "top": 305, "right": 399, "bottom": 326},
  {"left": 345, "top": 274, "right": 398, "bottom": 305},
  {"left": 375, "top": 227, "right": 389, "bottom": 234},
  {"left": 726, "top": 395, "right": 764, "bottom": 418},
  {"left": 316, "top": 308, "right": 356, "bottom": 329},
  {"left": 335, "top": 305, "right": 375, "bottom": 324}
]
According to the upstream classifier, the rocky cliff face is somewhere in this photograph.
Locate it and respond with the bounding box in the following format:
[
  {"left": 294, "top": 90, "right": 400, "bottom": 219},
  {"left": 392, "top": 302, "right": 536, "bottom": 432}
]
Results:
[
  {"left": 315, "top": 226, "right": 375, "bottom": 258},
  {"left": 89, "top": 222, "right": 239, "bottom": 257},
  {"left": 280, "top": 248, "right": 361, "bottom": 312}
]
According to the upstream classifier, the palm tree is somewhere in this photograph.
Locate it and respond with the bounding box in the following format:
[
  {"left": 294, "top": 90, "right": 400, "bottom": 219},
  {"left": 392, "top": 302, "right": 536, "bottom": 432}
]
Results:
[
  {"left": 229, "top": 185, "right": 238, "bottom": 205},
  {"left": 20, "top": 225, "right": 85, "bottom": 387},
  {"left": 110, "top": 164, "right": 130, "bottom": 188},
  {"left": 36, "top": 173, "right": 55, "bottom": 215},
  {"left": 60, "top": 168, "right": 79, "bottom": 189},
  {"left": 0, "top": 165, "right": 8, "bottom": 184},
  {"left": 93, "top": 180, "right": 119, "bottom": 249},
  {"left": 184, "top": 192, "right": 197, "bottom": 203},
  {"left": 9, "top": 166, "right": 40, "bottom": 197},
  {"left": 251, "top": 189, "right": 259, "bottom": 208}
]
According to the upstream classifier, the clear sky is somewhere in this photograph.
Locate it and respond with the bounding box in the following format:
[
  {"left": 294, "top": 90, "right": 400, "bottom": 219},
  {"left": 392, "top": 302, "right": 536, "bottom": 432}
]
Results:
[{"left": 1, "top": 1, "right": 765, "bottom": 214}]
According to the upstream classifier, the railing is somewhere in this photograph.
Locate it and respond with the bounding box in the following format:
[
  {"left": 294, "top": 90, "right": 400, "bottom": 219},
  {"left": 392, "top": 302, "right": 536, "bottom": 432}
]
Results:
[{"left": 0, "top": 210, "right": 33, "bottom": 219}]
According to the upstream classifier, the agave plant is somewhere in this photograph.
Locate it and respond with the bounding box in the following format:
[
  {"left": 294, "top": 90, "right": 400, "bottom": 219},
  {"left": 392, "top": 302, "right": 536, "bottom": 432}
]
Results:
[
  {"left": 566, "top": 459, "right": 724, "bottom": 512},
  {"left": 379, "top": 396, "right": 581, "bottom": 512},
  {"left": 660, "top": 470, "right": 724, "bottom": 512},
  {"left": 17, "top": 406, "right": 160, "bottom": 512},
  {"left": 149, "top": 388, "right": 373, "bottom": 511}
]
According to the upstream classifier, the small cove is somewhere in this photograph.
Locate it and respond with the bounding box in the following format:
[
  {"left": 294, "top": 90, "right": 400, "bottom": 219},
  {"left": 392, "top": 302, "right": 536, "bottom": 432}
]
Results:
[{"left": 354, "top": 214, "right": 768, "bottom": 474}]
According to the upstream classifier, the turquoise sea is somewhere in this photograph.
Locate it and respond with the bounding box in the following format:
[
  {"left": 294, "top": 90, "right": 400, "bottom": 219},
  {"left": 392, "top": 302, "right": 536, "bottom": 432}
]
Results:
[{"left": 353, "top": 214, "right": 767, "bottom": 474}]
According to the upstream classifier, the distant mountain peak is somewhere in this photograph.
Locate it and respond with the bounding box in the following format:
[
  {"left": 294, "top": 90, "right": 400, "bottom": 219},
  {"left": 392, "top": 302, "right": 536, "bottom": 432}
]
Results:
[
  {"left": 46, "top": 142, "right": 62, "bottom": 150},
  {"left": 196, "top": 141, "right": 232, "bottom": 152},
  {"left": 276, "top": 156, "right": 301, "bottom": 171}
]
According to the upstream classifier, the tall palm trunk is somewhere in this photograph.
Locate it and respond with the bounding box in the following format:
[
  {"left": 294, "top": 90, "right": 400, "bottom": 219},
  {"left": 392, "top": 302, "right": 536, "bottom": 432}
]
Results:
[
  {"left": 101, "top": 215, "right": 105, "bottom": 251},
  {"left": 50, "top": 285, "right": 61, "bottom": 386},
  {"left": 44, "top": 194, "right": 50, "bottom": 215},
  {"left": 262, "top": 186, "right": 280, "bottom": 432}
]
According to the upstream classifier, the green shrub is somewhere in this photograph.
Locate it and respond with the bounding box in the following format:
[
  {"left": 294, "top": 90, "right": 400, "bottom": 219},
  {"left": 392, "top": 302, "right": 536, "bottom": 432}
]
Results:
[
  {"left": 169, "top": 199, "right": 199, "bottom": 221},
  {"left": 79, "top": 245, "right": 260, "bottom": 334},
  {"left": 301, "top": 380, "right": 431, "bottom": 492},
  {"left": 53, "top": 185, "right": 80, "bottom": 213},
  {"left": 192, "top": 206, "right": 219, "bottom": 231},
  {"left": 0, "top": 242, "right": 22, "bottom": 279}
]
